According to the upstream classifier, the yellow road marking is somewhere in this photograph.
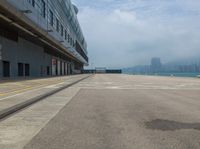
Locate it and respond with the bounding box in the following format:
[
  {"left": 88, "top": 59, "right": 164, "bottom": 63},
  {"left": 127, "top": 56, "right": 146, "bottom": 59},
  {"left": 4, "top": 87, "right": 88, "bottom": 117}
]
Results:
[
  {"left": 0, "top": 80, "right": 64, "bottom": 97},
  {"left": 0, "top": 87, "right": 34, "bottom": 96},
  {"left": 0, "top": 85, "right": 32, "bottom": 94}
]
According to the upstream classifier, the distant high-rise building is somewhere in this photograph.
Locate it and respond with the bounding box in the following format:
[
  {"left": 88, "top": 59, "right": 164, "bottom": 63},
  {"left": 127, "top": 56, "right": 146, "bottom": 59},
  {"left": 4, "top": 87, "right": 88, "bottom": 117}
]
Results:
[{"left": 151, "top": 57, "right": 162, "bottom": 72}]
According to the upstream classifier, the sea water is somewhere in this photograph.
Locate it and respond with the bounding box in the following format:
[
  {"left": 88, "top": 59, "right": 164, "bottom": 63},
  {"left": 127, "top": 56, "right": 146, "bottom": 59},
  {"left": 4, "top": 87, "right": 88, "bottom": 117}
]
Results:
[{"left": 125, "top": 72, "right": 200, "bottom": 78}]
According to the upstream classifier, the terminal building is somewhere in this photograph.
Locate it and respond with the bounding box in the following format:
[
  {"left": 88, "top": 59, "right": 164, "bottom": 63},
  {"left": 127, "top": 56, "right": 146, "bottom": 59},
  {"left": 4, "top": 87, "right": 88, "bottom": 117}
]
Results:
[{"left": 0, "top": 0, "right": 88, "bottom": 78}]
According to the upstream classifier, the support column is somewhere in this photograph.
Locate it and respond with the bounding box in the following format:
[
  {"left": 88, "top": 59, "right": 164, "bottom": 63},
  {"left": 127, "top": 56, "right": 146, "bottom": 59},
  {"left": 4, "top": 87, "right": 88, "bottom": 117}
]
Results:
[{"left": 0, "top": 43, "right": 2, "bottom": 78}]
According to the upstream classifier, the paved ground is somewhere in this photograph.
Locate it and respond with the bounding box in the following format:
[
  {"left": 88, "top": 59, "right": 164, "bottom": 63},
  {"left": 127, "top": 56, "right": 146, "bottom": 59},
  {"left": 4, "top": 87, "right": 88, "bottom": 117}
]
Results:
[
  {"left": 0, "top": 74, "right": 89, "bottom": 114},
  {"left": 1, "top": 74, "right": 200, "bottom": 149},
  {"left": 0, "top": 75, "right": 87, "bottom": 98}
]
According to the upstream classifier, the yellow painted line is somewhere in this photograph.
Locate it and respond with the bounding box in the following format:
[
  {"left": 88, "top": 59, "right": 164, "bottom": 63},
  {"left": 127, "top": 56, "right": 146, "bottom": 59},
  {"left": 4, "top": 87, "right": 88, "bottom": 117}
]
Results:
[
  {"left": 0, "top": 81, "right": 65, "bottom": 97},
  {"left": 0, "top": 85, "right": 32, "bottom": 93},
  {"left": 0, "top": 82, "right": 33, "bottom": 86},
  {"left": 0, "top": 86, "right": 34, "bottom": 96}
]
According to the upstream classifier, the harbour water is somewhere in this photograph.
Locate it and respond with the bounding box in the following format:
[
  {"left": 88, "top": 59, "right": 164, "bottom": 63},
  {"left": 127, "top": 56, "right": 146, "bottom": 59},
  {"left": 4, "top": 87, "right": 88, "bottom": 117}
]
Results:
[{"left": 124, "top": 72, "right": 200, "bottom": 78}]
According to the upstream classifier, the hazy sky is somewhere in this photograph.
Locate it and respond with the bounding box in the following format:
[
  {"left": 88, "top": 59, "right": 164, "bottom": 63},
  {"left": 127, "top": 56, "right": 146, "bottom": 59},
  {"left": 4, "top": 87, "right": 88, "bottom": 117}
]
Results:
[{"left": 72, "top": 0, "right": 200, "bottom": 68}]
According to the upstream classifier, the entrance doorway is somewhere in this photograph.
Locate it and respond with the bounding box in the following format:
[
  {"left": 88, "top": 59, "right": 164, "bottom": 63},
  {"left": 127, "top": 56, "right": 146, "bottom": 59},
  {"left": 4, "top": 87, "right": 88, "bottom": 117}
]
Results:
[
  {"left": 47, "top": 66, "right": 50, "bottom": 76},
  {"left": 18, "top": 63, "right": 24, "bottom": 76},
  {"left": 3, "top": 61, "right": 10, "bottom": 77},
  {"left": 25, "top": 64, "right": 30, "bottom": 76}
]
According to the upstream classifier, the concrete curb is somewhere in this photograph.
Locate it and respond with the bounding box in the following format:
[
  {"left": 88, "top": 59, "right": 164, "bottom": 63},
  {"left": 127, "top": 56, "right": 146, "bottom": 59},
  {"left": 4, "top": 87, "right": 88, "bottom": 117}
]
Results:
[{"left": 0, "top": 75, "right": 91, "bottom": 120}]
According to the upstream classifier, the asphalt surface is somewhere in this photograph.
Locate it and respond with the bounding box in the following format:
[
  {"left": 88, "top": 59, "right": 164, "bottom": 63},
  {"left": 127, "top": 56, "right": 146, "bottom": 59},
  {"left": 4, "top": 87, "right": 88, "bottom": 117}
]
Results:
[{"left": 23, "top": 74, "right": 200, "bottom": 149}]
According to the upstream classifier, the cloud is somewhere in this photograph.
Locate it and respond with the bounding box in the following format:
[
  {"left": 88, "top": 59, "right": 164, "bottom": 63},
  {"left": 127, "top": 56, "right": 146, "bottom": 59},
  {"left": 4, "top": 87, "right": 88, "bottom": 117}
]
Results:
[{"left": 72, "top": 0, "right": 200, "bottom": 68}]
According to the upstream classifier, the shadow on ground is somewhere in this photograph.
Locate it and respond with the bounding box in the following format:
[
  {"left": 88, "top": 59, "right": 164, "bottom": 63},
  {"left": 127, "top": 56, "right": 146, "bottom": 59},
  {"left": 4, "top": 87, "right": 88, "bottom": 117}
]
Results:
[{"left": 145, "top": 119, "right": 200, "bottom": 131}]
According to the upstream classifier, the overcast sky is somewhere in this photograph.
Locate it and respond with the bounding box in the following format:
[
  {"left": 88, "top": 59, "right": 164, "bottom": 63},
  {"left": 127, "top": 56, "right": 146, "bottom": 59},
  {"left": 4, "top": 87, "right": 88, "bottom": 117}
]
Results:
[{"left": 72, "top": 0, "right": 200, "bottom": 68}]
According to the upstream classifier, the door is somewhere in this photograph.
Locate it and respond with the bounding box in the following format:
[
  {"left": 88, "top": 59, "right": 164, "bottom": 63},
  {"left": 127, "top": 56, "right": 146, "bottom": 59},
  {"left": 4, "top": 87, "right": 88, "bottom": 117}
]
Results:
[
  {"left": 47, "top": 66, "right": 50, "bottom": 76},
  {"left": 25, "top": 64, "right": 30, "bottom": 76},
  {"left": 60, "top": 61, "right": 62, "bottom": 75},
  {"left": 3, "top": 61, "right": 10, "bottom": 77},
  {"left": 18, "top": 63, "right": 24, "bottom": 76}
]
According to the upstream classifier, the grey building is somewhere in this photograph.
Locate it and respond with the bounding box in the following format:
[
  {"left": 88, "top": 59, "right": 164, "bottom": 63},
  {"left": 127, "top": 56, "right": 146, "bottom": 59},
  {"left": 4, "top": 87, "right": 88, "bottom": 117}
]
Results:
[{"left": 0, "top": 0, "right": 88, "bottom": 78}]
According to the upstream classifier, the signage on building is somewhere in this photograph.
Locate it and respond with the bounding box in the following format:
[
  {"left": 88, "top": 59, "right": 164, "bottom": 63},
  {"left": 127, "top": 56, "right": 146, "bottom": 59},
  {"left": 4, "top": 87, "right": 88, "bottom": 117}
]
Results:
[{"left": 52, "top": 58, "right": 56, "bottom": 65}]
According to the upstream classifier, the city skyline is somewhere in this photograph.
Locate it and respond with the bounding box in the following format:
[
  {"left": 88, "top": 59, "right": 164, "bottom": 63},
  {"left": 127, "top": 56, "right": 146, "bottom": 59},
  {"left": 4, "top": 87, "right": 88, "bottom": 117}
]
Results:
[{"left": 123, "top": 57, "right": 200, "bottom": 74}]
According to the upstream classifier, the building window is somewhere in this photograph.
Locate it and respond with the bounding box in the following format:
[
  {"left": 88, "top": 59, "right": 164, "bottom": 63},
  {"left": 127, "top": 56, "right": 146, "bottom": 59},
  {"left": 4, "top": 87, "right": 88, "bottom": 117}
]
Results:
[
  {"left": 65, "top": 30, "right": 67, "bottom": 40},
  {"left": 73, "top": 41, "right": 76, "bottom": 47},
  {"left": 70, "top": 38, "right": 72, "bottom": 45},
  {"left": 41, "top": 0, "right": 46, "bottom": 18},
  {"left": 56, "top": 18, "right": 59, "bottom": 32},
  {"left": 67, "top": 34, "right": 70, "bottom": 43},
  {"left": 49, "top": 10, "right": 53, "bottom": 26},
  {"left": 61, "top": 25, "right": 64, "bottom": 37},
  {"left": 28, "top": 0, "right": 35, "bottom": 7}
]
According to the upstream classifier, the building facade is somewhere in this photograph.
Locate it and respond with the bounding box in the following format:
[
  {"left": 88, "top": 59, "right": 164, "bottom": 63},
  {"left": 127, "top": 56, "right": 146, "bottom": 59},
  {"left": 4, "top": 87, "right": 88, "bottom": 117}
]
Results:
[{"left": 0, "top": 0, "right": 88, "bottom": 78}]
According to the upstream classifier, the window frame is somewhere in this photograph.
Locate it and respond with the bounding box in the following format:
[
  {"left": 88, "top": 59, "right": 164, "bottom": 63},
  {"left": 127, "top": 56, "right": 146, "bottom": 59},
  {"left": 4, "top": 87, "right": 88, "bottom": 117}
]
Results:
[
  {"left": 56, "top": 18, "right": 60, "bottom": 33},
  {"left": 49, "top": 9, "right": 54, "bottom": 27},
  {"left": 40, "top": 0, "right": 46, "bottom": 18},
  {"left": 28, "top": 0, "right": 35, "bottom": 7},
  {"left": 61, "top": 24, "right": 64, "bottom": 37},
  {"left": 65, "top": 30, "right": 67, "bottom": 40}
]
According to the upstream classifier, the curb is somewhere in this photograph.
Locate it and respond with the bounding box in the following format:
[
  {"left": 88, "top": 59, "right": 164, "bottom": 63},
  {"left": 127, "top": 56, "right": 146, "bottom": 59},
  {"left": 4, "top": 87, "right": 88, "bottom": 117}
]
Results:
[{"left": 0, "top": 75, "right": 91, "bottom": 120}]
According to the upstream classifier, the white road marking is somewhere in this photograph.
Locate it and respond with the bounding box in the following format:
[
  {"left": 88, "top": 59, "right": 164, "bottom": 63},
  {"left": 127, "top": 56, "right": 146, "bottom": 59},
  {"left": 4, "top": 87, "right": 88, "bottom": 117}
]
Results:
[{"left": 44, "top": 82, "right": 64, "bottom": 88}]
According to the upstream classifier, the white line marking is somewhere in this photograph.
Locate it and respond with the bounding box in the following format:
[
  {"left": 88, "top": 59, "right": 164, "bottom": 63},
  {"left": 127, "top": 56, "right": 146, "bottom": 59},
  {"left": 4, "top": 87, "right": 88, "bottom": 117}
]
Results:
[{"left": 45, "top": 82, "right": 64, "bottom": 88}]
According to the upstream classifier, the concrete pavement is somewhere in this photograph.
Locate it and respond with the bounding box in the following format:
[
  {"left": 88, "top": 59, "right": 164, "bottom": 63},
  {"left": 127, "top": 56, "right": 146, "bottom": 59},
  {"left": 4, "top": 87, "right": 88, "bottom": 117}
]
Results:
[
  {"left": 0, "top": 75, "right": 89, "bottom": 98},
  {"left": 1, "top": 74, "right": 200, "bottom": 149},
  {"left": 0, "top": 74, "right": 90, "bottom": 119},
  {"left": 0, "top": 81, "right": 81, "bottom": 149}
]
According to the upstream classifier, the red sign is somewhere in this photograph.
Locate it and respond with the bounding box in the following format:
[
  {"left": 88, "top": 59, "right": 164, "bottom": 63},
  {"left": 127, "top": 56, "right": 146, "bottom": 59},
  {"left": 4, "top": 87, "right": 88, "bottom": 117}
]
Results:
[{"left": 52, "top": 59, "right": 57, "bottom": 65}]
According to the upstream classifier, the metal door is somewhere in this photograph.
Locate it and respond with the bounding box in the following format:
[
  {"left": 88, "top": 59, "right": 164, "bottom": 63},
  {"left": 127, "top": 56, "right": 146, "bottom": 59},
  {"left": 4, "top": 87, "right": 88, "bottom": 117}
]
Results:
[{"left": 3, "top": 61, "right": 10, "bottom": 77}]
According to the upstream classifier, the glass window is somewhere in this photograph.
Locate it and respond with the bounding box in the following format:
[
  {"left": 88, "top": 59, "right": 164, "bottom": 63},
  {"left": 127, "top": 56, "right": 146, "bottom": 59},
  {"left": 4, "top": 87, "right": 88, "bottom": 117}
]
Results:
[
  {"left": 70, "top": 38, "right": 72, "bottom": 45},
  {"left": 56, "top": 18, "right": 59, "bottom": 32},
  {"left": 49, "top": 10, "right": 53, "bottom": 26},
  {"left": 61, "top": 25, "right": 64, "bottom": 37},
  {"left": 67, "top": 34, "right": 70, "bottom": 43},
  {"left": 65, "top": 30, "right": 67, "bottom": 40},
  {"left": 73, "top": 41, "right": 76, "bottom": 47},
  {"left": 28, "top": 0, "right": 35, "bottom": 7},
  {"left": 41, "top": 0, "right": 46, "bottom": 18}
]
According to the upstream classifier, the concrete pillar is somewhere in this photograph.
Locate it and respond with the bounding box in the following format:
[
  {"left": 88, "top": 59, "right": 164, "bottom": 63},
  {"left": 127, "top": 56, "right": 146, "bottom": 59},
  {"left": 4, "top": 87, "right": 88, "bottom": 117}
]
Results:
[
  {"left": 51, "top": 58, "right": 56, "bottom": 76},
  {"left": 57, "top": 60, "right": 60, "bottom": 75},
  {"left": 0, "top": 43, "right": 2, "bottom": 78},
  {"left": 65, "top": 62, "right": 67, "bottom": 75}
]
